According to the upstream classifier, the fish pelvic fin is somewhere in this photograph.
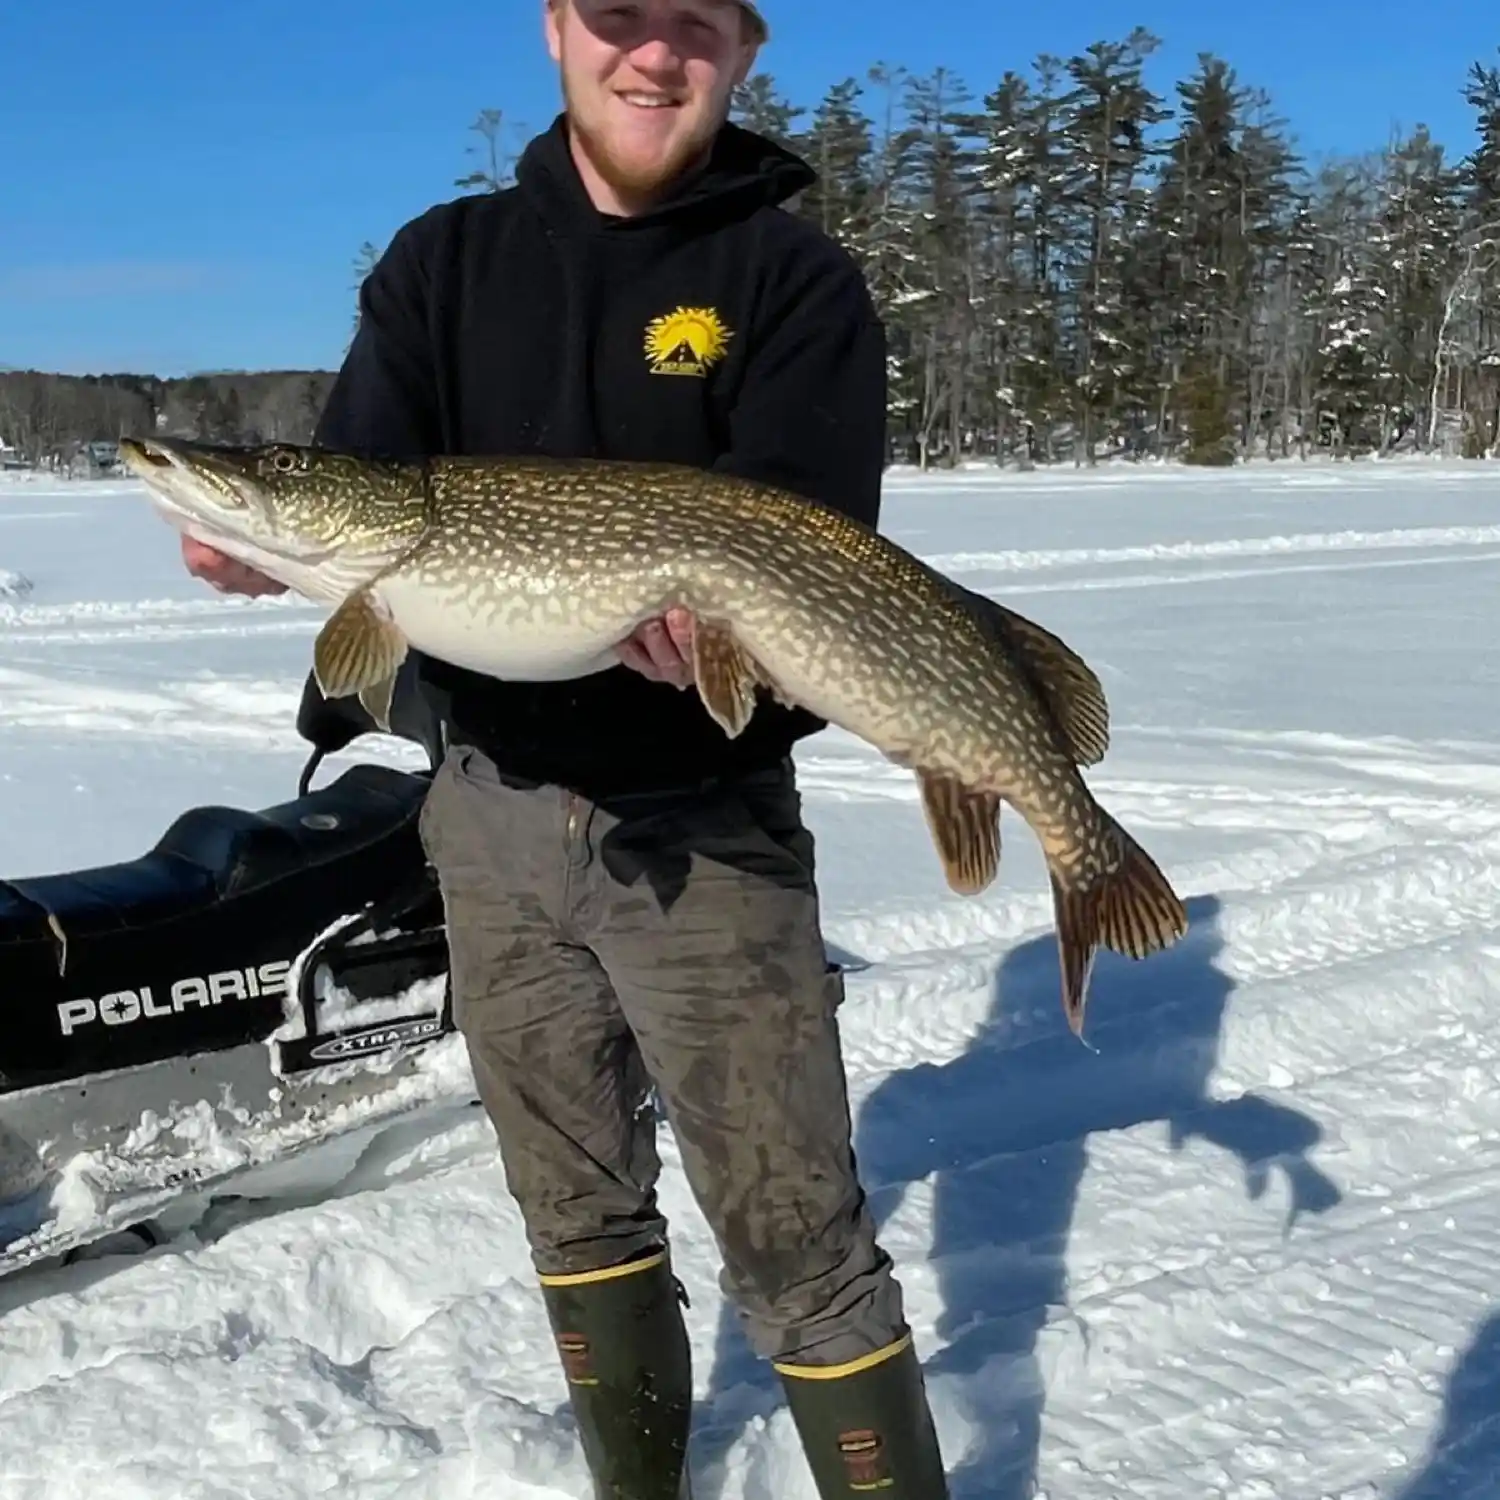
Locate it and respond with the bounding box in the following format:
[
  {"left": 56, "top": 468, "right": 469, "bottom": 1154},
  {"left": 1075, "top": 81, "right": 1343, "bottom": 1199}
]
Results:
[
  {"left": 1050, "top": 817, "right": 1189, "bottom": 1038},
  {"left": 919, "top": 771, "right": 1003, "bottom": 895},
  {"left": 961, "top": 588, "right": 1110, "bottom": 766},
  {"left": 691, "top": 619, "right": 767, "bottom": 737},
  {"left": 313, "top": 587, "right": 409, "bottom": 703}
]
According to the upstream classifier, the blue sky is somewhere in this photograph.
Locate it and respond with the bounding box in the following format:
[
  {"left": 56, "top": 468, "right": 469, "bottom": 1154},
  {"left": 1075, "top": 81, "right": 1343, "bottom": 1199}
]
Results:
[{"left": 3, "top": 0, "right": 1495, "bottom": 377}]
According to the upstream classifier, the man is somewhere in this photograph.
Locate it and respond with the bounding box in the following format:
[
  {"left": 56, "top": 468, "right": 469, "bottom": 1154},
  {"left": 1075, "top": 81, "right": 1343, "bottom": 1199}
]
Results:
[{"left": 184, "top": 1, "right": 948, "bottom": 1494}]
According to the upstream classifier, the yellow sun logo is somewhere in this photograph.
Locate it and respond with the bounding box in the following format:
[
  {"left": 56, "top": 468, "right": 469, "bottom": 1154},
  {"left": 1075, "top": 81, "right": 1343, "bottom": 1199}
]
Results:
[{"left": 644, "top": 305, "right": 733, "bottom": 378}]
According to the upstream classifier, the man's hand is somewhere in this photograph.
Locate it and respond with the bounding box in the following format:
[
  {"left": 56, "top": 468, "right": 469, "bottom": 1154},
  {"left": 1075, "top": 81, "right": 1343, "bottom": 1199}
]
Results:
[
  {"left": 180, "top": 534, "right": 289, "bottom": 597},
  {"left": 616, "top": 608, "right": 695, "bottom": 688}
]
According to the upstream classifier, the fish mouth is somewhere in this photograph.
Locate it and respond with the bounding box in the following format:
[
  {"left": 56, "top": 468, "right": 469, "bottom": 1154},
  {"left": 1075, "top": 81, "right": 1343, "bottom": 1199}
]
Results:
[
  {"left": 119, "top": 432, "right": 296, "bottom": 568},
  {"left": 117, "top": 435, "right": 177, "bottom": 471},
  {"left": 120, "top": 433, "right": 370, "bottom": 594},
  {"left": 120, "top": 433, "right": 249, "bottom": 520},
  {"left": 118, "top": 432, "right": 230, "bottom": 478},
  {"left": 119, "top": 434, "right": 238, "bottom": 501}
]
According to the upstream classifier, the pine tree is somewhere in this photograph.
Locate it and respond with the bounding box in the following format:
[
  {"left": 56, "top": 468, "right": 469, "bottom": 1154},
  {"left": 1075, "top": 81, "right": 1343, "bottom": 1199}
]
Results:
[
  {"left": 895, "top": 66, "right": 982, "bottom": 467},
  {"left": 730, "top": 73, "right": 804, "bottom": 150},
  {"left": 1007, "top": 55, "right": 1082, "bottom": 462},
  {"left": 966, "top": 71, "right": 1036, "bottom": 461},
  {"left": 796, "top": 78, "right": 876, "bottom": 244},
  {"left": 1055, "top": 29, "right": 1170, "bottom": 461},
  {"left": 1457, "top": 56, "right": 1500, "bottom": 454},
  {"left": 455, "top": 108, "right": 523, "bottom": 193},
  {"left": 1370, "top": 126, "right": 1463, "bottom": 449}
]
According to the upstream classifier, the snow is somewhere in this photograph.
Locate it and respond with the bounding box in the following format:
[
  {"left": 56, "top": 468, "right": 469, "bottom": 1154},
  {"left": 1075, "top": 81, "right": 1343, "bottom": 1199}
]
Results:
[{"left": 3, "top": 457, "right": 1500, "bottom": 1498}]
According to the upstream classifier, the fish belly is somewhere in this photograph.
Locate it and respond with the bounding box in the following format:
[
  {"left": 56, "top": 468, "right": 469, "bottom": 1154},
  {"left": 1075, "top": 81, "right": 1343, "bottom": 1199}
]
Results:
[{"left": 376, "top": 573, "right": 638, "bottom": 682}]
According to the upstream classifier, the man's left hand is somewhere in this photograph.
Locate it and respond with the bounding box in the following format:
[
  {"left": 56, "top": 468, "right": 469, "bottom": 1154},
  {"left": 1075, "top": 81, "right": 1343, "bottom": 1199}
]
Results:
[{"left": 616, "top": 608, "right": 695, "bottom": 688}]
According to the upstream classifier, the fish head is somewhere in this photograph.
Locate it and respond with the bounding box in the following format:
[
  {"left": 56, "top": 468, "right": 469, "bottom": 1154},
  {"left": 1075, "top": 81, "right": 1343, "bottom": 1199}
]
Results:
[{"left": 119, "top": 434, "right": 427, "bottom": 594}]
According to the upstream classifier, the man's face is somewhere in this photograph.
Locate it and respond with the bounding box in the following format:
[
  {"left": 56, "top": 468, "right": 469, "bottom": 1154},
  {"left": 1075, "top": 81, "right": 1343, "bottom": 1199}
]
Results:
[{"left": 546, "top": 0, "right": 760, "bottom": 206}]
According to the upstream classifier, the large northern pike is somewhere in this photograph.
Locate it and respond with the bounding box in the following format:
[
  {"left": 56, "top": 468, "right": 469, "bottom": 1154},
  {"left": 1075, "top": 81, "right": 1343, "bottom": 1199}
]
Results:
[{"left": 119, "top": 434, "right": 1188, "bottom": 1036}]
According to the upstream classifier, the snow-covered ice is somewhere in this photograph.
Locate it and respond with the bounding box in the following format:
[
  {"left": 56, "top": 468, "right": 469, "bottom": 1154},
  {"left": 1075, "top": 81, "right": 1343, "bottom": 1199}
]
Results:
[{"left": 1, "top": 458, "right": 1499, "bottom": 1498}]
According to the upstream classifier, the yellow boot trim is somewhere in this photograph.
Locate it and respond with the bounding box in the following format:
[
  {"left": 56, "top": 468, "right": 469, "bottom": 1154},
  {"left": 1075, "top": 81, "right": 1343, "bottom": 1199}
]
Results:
[
  {"left": 773, "top": 1331, "right": 912, "bottom": 1381},
  {"left": 537, "top": 1249, "right": 667, "bottom": 1289}
]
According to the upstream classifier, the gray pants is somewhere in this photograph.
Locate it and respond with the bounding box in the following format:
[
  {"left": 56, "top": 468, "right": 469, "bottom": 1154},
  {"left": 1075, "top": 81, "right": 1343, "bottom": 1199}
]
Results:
[{"left": 417, "top": 742, "right": 908, "bottom": 1367}]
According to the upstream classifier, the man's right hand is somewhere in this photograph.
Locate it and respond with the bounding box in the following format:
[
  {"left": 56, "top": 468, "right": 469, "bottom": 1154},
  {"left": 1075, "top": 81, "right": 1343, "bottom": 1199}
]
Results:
[{"left": 180, "top": 534, "right": 289, "bottom": 597}]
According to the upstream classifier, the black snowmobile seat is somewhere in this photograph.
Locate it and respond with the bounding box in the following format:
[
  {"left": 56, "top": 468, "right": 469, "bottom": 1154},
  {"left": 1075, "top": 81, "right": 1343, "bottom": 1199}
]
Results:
[
  {"left": 0, "top": 764, "right": 432, "bottom": 946},
  {"left": 0, "top": 853, "right": 216, "bottom": 945}
]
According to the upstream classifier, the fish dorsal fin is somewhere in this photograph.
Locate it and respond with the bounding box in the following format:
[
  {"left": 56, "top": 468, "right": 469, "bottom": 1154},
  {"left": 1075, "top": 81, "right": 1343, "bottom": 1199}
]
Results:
[{"left": 959, "top": 587, "right": 1110, "bottom": 767}]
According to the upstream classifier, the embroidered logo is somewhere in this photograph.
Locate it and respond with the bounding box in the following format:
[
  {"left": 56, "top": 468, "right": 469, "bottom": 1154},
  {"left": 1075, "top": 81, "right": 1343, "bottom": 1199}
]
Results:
[{"left": 644, "top": 305, "right": 732, "bottom": 377}]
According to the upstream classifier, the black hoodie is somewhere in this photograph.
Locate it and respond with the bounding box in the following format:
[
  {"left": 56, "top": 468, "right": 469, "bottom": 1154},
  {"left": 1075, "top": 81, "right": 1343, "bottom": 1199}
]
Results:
[{"left": 310, "top": 113, "right": 888, "bottom": 798}]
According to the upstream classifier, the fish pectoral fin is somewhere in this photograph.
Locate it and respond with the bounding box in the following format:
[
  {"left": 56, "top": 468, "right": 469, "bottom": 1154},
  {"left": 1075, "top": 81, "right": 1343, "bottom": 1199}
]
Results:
[
  {"left": 1049, "top": 815, "right": 1189, "bottom": 1039},
  {"left": 963, "top": 590, "right": 1110, "bottom": 767},
  {"left": 358, "top": 673, "right": 399, "bottom": 734},
  {"left": 917, "top": 771, "right": 1003, "bottom": 895},
  {"left": 313, "top": 588, "right": 409, "bottom": 702},
  {"left": 691, "top": 619, "right": 762, "bottom": 738}
]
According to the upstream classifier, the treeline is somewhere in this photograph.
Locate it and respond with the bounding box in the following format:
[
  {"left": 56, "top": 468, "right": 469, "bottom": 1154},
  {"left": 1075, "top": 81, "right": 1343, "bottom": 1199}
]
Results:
[
  {"left": 7, "top": 33, "right": 1499, "bottom": 470},
  {"left": 0, "top": 369, "right": 336, "bottom": 471},
  {"left": 730, "top": 33, "right": 1500, "bottom": 464}
]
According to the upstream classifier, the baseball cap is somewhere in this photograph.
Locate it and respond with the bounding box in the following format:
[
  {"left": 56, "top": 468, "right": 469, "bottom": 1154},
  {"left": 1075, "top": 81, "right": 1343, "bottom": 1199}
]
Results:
[{"left": 739, "top": 2, "right": 768, "bottom": 40}]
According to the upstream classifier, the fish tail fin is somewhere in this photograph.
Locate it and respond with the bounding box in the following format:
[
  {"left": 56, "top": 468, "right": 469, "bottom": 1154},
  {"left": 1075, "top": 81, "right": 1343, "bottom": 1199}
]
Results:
[{"left": 1049, "top": 816, "right": 1188, "bottom": 1038}]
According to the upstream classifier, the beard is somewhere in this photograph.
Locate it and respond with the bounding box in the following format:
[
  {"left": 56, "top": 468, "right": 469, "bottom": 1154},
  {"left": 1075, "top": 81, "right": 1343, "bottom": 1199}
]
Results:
[{"left": 562, "top": 78, "right": 722, "bottom": 205}]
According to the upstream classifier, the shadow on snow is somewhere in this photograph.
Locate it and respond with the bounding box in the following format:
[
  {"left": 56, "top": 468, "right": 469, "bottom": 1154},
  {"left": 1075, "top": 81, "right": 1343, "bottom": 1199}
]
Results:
[
  {"left": 1387, "top": 1310, "right": 1500, "bottom": 1499},
  {"left": 692, "top": 891, "right": 1343, "bottom": 1498}
]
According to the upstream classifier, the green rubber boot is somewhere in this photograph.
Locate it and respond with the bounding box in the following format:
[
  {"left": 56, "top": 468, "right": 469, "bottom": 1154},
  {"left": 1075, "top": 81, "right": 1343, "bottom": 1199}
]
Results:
[
  {"left": 538, "top": 1249, "right": 695, "bottom": 1500},
  {"left": 776, "top": 1333, "right": 948, "bottom": 1498}
]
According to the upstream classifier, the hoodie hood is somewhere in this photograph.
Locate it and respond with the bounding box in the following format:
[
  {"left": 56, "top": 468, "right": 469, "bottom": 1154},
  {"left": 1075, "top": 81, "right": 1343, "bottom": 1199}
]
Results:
[{"left": 515, "top": 113, "right": 815, "bottom": 239}]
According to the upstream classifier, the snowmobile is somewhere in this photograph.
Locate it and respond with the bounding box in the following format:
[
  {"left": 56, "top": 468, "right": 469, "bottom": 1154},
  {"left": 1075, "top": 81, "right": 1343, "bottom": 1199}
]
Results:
[{"left": 0, "top": 664, "right": 471, "bottom": 1278}]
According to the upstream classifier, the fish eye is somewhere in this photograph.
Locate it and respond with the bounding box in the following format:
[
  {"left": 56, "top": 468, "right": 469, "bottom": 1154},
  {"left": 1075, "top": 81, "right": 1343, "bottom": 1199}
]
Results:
[{"left": 265, "top": 447, "right": 303, "bottom": 476}]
